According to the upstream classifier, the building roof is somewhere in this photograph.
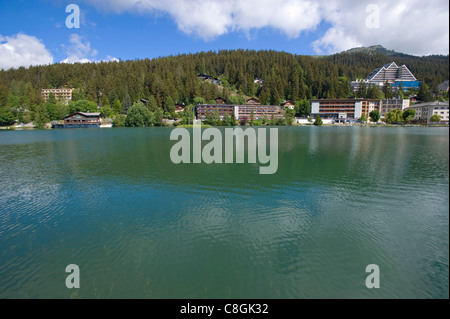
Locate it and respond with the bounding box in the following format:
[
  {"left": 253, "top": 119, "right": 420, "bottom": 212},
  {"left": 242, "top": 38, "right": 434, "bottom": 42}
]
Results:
[
  {"left": 438, "top": 81, "right": 449, "bottom": 92},
  {"left": 366, "top": 62, "right": 417, "bottom": 83},
  {"left": 406, "top": 101, "right": 449, "bottom": 109},
  {"left": 310, "top": 99, "right": 381, "bottom": 103},
  {"left": 64, "top": 112, "right": 101, "bottom": 119}
]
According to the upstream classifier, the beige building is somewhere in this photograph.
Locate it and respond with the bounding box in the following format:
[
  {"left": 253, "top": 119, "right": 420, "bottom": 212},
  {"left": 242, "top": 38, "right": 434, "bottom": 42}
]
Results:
[
  {"left": 310, "top": 99, "right": 380, "bottom": 121},
  {"left": 41, "top": 88, "right": 73, "bottom": 104},
  {"left": 310, "top": 98, "right": 411, "bottom": 122},
  {"left": 405, "top": 101, "right": 449, "bottom": 124},
  {"left": 379, "top": 99, "right": 410, "bottom": 117}
]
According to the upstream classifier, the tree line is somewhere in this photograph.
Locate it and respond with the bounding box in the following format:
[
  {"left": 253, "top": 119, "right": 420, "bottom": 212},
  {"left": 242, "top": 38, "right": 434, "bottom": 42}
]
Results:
[{"left": 0, "top": 49, "right": 448, "bottom": 126}]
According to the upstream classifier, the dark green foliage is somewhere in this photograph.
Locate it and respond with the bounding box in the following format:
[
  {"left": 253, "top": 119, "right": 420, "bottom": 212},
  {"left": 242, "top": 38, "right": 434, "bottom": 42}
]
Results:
[
  {"left": 360, "top": 113, "right": 368, "bottom": 123},
  {"left": 113, "top": 114, "right": 127, "bottom": 127},
  {"left": 417, "top": 83, "right": 433, "bottom": 102},
  {"left": 69, "top": 100, "right": 98, "bottom": 114},
  {"left": 370, "top": 110, "right": 381, "bottom": 123},
  {"left": 313, "top": 115, "right": 323, "bottom": 126},
  {"left": 385, "top": 110, "right": 404, "bottom": 123},
  {"left": 295, "top": 99, "right": 310, "bottom": 117},
  {"left": 403, "top": 109, "right": 416, "bottom": 122},
  {"left": 284, "top": 108, "right": 295, "bottom": 126},
  {"left": 430, "top": 114, "right": 442, "bottom": 123},
  {"left": 0, "top": 108, "right": 15, "bottom": 126},
  {"left": 125, "top": 102, "right": 155, "bottom": 127},
  {"left": 34, "top": 104, "right": 50, "bottom": 129},
  {"left": 0, "top": 49, "right": 447, "bottom": 126}
]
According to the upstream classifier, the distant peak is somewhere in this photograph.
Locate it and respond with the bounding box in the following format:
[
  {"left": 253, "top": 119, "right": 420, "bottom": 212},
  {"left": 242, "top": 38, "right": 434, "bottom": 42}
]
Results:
[{"left": 340, "top": 45, "right": 410, "bottom": 57}]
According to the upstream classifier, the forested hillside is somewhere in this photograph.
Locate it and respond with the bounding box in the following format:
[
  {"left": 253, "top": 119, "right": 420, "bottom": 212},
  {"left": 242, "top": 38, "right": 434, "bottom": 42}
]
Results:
[{"left": 0, "top": 48, "right": 448, "bottom": 126}]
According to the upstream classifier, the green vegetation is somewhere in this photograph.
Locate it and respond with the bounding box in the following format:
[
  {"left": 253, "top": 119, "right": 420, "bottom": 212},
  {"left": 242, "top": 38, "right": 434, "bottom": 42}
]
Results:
[
  {"left": 430, "top": 114, "right": 442, "bottom": 123},
  {"left": 370, "top": 110, "right": 381, "bottom": 123},
  {"left": 125, "top": 102, "right": 155, "bottom": 127},
  {"left": 313, "top": 115, "right": 323, "bottom": 126},
  {"left": 384, "top": 110, "right": 404, "bottom": 124},
  {"left": 360, "top": 113, "right": 368, "bottom": 123},
  {"left": 0, "top": 49, "right": 447, "bottom": 127},
  {"left": 403, "top": 109, "right": 416, "bottom": 122},
  {"left": 417, "top": 83, "right": 434, "bottom": 102}
]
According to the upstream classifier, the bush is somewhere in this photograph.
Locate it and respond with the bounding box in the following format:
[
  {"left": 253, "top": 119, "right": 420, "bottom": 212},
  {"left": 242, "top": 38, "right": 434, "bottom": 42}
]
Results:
[
  {"left": 369, "top": 110, "right": 381, "bottom": 123},
  {"left": 430, "top": 114, "right": 442, "bottom": 123},
  {"left": 125, "top": 102, "right": 155, "bottom": 127},
  {"left": 113, "top": 114, "right": 127, "bottom": 127},
  {"left": 313, "top": 115, "right": 323, "bottom": 126},
  {"left": 0, "top": 108, "right": 16, "bottom": 126}
]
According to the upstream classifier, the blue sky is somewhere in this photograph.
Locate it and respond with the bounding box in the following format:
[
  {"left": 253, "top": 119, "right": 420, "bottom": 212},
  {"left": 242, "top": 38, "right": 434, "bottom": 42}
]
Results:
[{"left": 0, "top": 0, "right": 449, "bottom": 70}]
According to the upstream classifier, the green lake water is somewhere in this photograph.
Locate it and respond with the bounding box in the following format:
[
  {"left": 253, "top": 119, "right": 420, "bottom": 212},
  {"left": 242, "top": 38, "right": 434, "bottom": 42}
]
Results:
[{"left": 0, "top": 126, "right": 448, "bottom": 298}]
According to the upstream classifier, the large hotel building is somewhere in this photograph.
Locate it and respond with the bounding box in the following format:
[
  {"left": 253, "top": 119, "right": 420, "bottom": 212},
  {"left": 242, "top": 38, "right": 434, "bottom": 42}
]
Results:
[
  {"left": 351, "top": 62, "right": 422, "bottom": 91},
  {"left": 311, "top": 98, "right": 411, "bottom": 121},
  {"left": 41, "top": 88, "right": 73, "bottom": 104},
  {"left": 197, "top": 97, "right": 283, "bottom": 121},
  {"left": 196, "top": 104, "right": 283, "bottom": 121}
]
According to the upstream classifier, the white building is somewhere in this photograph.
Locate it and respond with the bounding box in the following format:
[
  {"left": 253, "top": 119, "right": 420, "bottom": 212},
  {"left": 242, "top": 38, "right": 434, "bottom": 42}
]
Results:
[
  {"left": 405, "top": 101, "right": 449, "bottom": 124},
  {"left": 41, "top": 88, "right": 73, "bottom": 105}
]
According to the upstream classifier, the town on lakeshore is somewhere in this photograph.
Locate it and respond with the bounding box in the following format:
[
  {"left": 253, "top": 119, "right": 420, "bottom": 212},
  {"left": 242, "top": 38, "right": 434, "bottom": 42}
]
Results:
[{"left": 1, "top": 57, "right": 449, "bottom": 130}]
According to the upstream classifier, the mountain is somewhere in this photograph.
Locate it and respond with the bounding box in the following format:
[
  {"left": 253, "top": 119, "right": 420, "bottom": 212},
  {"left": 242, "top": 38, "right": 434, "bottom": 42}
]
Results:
[
  {"left": 341, "top": 45, "right": 413, "bottom": 58},
  {"left": 323, "top": 46, "right": 449, "bottom": 86}
]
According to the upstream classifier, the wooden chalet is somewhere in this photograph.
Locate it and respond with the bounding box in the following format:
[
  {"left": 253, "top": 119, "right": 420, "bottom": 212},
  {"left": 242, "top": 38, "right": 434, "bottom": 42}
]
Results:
[
  {"left": 281, "top": 100, "right": 295, "bottom": 109},
  {"left": 54, "top": 112, "right": 102, "bottom": 128},
  {"left": 175, "top": 103, "right": 186, "bottom": 113},
  {"left": 198, "top": 74, "right": 221, "bottom": 84},
  {"left": 214, "top": 97, "right": 227, "bottom": 104},
  {"left": 246, "top": 97, "right": 261, "bottom": 105}
]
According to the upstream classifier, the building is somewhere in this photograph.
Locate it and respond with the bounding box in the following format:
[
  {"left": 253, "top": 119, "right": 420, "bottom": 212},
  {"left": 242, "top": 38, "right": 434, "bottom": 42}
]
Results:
[
  {"left": 379, "top": 99, "right": 410, "bottom": 117},
  {"left": 438, "top": 81, "right": 449, "bottom": 93},
  {"left": 54, "top": 112, "right": 102, "bottom": 128},
  {"left": 198, "top": 74, "right": 221, "bottom": 85},
  {"left": 254, "top": 78, "right": 264, "bottom": 86},
  {"left": 310, "top": 99, "right": 380, "bottom": 122},
  {"left": 175, "top": 103, "right": 186, "bottom": 113},
  {"left": 236, "top": 105, "right": 283, "bottom": 120},
  {"left": 214, "top": 97, "right": 227, "bottom": 104},
  {"left": 196, "top": 104, "right": 283, "bottom": 121},
  {"left": 351, "top": 62, "right": 421, "bottom": 92},
  {"left": 281, "top": 100, "right": 295, "bottom": 110},
  {"left": 196, "top": 104, "right": 236, "bottom": 120},
  {"left": 41, "top": 88, "right": 73, "bottom": 104},
  {"left": 405, "top": 101, "right": 449, "bottom": 124},
  {"left": 246, "top": 97, "right": 261, "bottom": 105},
  {"left": 310, "top": 98, "right": 413, "bottom": 121}
]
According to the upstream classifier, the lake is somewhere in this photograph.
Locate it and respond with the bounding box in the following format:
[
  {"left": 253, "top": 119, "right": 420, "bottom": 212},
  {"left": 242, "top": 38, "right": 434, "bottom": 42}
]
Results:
[{"left": 0, "top": 126, "right": 448, "bottom": 299}]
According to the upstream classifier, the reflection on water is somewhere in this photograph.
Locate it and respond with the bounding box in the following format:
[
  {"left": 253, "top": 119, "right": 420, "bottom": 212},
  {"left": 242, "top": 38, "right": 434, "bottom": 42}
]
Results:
[{"left": 0, "top": 127, "right": 448, "bottom": 298}]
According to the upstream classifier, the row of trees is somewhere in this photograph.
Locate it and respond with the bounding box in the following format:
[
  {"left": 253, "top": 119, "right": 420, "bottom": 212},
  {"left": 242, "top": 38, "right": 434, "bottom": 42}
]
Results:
[{"left": 1, "top": 49, "right": 448, "bottom": 126}]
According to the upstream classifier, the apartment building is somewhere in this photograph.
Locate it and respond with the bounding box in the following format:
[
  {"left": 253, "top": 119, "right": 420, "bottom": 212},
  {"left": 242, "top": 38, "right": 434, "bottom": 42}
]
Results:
[
  {"left": 196, "top": 104, "right": 283, "bottom": 121},
  {"left": 310, "top": 99, "right": 380, "bottom": 121},
  {"left": 405, "top": 101, "right": 449, "bottom": 124},
  {"left": 41, "top": 88, "right": 73, "bottom": 104},
  {"left": 379, "top": 99, "right": 410, "bottom": 116}
]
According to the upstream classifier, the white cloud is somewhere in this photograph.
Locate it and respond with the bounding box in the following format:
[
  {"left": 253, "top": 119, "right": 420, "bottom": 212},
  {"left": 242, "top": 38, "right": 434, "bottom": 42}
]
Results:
[
  {"left": 82, "top": 0, "right": 449, "bottom": 55},
  {"left": 104, "top": 56, "right": 119, "bottom": 62},
  {"left": 0, "top": 33, "right": 53, "bottom": 70},
  {"left": 313, "top": 0, "right": 450, "bottom": 55},
  {"left": 61, "top": 34, "right": 98, "bottom": 64},
  {"left": 83, "top": 0, "right": 322, "bottom": 39}
]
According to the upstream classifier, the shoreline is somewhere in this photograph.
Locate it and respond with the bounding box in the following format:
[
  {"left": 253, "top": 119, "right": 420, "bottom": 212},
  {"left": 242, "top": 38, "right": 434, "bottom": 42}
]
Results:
[{"left": 1, "top": 123, "right": 449, "bottom": 131}]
